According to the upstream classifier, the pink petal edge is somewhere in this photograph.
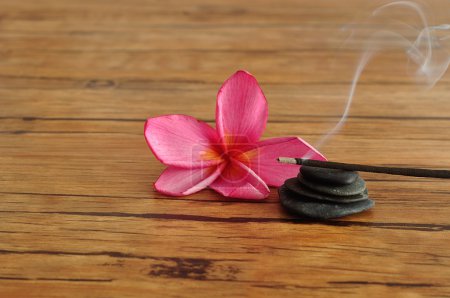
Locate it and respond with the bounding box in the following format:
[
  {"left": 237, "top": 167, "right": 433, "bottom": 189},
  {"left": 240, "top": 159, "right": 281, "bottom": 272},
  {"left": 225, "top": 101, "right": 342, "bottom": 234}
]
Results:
[
  {"left": 144, "top": 114, "right": 222, "bottom": 169},
  {"left": 215, "top": 70, "right": 268, "bottom": 149},
  {"left": 242, "top": 137, "right": 327, "bottom": 187},
  {"left": 154, "top": 163, "right": 226, "bottom": 196},
  {"left": 209, "top": 159, "right": 270, "bottom": 200}
]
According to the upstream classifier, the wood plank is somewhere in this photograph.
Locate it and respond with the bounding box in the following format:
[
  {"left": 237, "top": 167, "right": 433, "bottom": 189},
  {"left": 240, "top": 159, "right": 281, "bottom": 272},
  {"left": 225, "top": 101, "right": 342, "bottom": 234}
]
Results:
[
  {"left": 0, "top": 196, "right": 449, "bottom": 297},
  {"left": 1, "top": 83, "right": 450, "bottom": 120},
  {"left": 1, "top": 51, "right": 449, "bottom": 86},
  {"left": 0, "top": 121, "right": 449, "bottom": 224},
  {"left": 0, "top": 0, "right": 414, "bottom": 30}
]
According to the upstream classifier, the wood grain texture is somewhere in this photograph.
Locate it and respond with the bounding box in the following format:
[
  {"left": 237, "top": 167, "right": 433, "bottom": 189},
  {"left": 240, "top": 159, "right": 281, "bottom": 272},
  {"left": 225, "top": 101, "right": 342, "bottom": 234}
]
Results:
[{"left": 0, "top": 0, "right": 449, "bottom": 297}]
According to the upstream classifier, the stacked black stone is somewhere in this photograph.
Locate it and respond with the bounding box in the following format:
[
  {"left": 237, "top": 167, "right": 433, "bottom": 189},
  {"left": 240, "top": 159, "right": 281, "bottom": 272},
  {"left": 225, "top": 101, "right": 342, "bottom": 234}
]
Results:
[{"left": 278, "top": 166, "right": 374, "bottom": 219}]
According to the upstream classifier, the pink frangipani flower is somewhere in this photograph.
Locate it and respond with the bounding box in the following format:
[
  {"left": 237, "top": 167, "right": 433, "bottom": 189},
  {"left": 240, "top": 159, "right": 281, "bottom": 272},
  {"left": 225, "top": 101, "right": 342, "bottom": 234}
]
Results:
[{"left": 144, "top": 70, "right": 326, "bottom": 200}]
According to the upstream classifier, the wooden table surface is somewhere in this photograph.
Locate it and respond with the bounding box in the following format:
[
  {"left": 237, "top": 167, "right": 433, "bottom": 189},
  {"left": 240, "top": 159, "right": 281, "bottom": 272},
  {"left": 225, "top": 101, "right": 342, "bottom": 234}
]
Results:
[{"left": 1, "top": 1, "right": 449, "bottom": 297}]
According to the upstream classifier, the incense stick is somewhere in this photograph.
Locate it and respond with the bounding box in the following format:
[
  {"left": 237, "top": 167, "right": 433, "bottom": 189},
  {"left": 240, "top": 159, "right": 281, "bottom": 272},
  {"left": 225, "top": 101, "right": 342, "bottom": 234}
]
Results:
[{"left": 277, "top": 157, "right": 450, "bottom": 179}]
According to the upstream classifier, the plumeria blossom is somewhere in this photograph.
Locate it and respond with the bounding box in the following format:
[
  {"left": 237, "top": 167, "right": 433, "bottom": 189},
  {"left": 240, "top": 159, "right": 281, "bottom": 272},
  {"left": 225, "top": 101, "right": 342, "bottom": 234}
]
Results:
[{"left": 144, "top": 70, "right": 326, "bottom": 200}]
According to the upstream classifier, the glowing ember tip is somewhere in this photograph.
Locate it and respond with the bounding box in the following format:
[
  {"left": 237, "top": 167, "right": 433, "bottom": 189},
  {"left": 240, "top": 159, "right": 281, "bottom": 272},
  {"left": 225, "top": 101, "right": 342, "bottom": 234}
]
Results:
[{"left": 277, "top": 157, "right": 298, "bottom": 165}]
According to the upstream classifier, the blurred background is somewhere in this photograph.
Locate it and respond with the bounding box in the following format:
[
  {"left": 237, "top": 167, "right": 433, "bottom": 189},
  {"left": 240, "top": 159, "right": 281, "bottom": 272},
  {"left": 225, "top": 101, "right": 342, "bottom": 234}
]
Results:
[{"left": 1, "top": 0, "right": 449, "bottom": 165}]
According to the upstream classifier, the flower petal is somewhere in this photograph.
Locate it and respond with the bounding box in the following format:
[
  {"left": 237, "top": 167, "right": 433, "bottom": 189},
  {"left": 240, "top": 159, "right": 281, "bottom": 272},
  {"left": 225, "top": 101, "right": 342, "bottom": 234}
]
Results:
[
  {"left": 209, "top": 160, "right": 270, "bottom": 200},
  {"left": 145, "top": 115, "right": 222, "bottom": 168},
  {"left": 241, "top": 137, "right": 327, "bottom": 187},
  {"left": 154, "top": 164, "right": 225, "bottom": 196},
  {"left": 216, "top": 70, "right": 268, "bottom": 148}
]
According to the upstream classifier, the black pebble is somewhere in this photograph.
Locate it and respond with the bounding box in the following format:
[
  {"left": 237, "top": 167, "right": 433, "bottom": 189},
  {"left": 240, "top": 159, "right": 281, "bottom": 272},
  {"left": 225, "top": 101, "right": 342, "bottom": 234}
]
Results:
[
  {"left": 300, "top": 166, "right": 358, "bottom": 185},
  {"left": 284, "top": 178, "right": 368, "bottom": 203},
  {"left": 298, "top": 175, "right": 366, "bottom": 196},
  {"left": 279, "top": 185, "right": 374, "bottom": 219}
]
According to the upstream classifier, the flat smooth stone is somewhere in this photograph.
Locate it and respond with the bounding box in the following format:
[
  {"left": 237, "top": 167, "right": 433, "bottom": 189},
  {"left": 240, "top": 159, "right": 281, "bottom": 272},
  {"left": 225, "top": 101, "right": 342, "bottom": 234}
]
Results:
[
  {"left": 298, "top": 175, "right": 366, "bottom": 196},
  {"left": 285, "top": 178, "right": 368, "bottom": 203},
  {"left": 300, "top": 166, "right": 358, "bottom": 185},
  {"left": 279, "top": 185, "right": 374, "bottom": 219}
]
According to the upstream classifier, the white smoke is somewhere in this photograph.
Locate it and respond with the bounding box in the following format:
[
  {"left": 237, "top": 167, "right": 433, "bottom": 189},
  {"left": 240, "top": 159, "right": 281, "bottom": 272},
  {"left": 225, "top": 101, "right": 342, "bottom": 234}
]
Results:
[{"left": 307, "top": 0, "right": 450, "bottom": 156}]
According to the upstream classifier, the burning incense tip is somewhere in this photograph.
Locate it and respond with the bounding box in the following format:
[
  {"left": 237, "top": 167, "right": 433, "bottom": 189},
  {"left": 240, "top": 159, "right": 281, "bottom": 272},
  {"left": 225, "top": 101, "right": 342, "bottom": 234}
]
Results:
[
  {"left": 277, "top": 157, "right": 450, "bottom": 179},
  {"left": 277, "top": 157, "right": 298, "bottom": 165}
]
